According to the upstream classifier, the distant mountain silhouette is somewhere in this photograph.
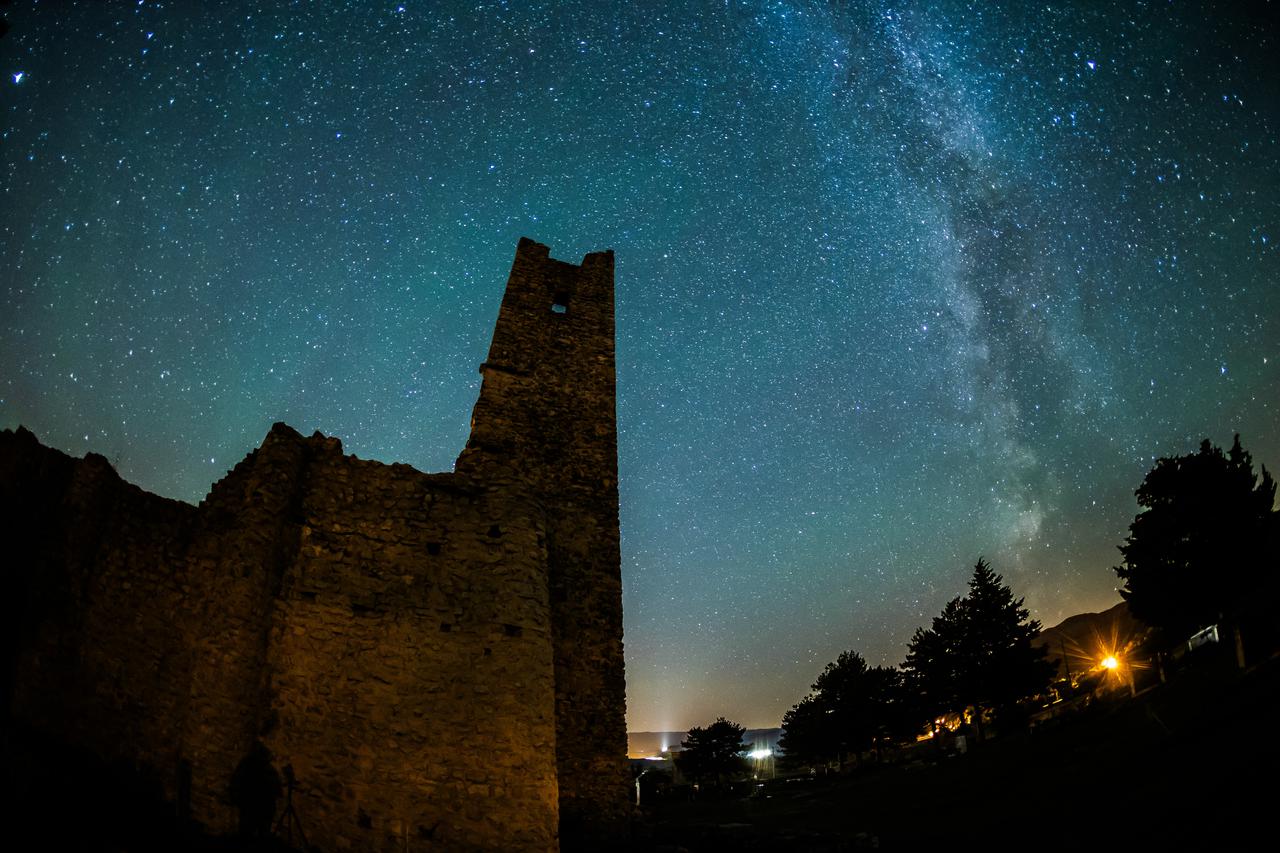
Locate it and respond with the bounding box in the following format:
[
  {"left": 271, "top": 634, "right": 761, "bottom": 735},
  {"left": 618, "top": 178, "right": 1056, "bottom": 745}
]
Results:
[{"left": 1033, "top": 601, "right": 1146, "bottom": 681}]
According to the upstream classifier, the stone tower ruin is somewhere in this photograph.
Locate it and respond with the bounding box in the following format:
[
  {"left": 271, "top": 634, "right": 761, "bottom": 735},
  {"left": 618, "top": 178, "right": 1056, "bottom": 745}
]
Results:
[
  {"left": 458, "top": 238, "right": 630, "bottom": 837},
  {"left": 0, "top": 238, "right": 629, "bottom": 851}
]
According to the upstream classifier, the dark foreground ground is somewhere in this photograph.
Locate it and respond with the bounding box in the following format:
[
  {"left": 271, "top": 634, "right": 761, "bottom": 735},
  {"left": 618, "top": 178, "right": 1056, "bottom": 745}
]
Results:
[
  {"left": 4, "top": 653, "right": 1275, "bottom": 851},
  {"left": 628, "top": 655, "right": 1280, "bottom": 852}
]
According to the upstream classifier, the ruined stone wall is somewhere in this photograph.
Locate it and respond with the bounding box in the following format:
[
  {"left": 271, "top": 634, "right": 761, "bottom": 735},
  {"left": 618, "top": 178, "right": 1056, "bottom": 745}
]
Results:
[
  {"left": 1, "top": 237, "right": 628, "bottom": 851},
  {"left": 2, "top": 423, "right": 560, "bottom": 851},
  {"left": 180, "top": 422, "right": 317, "bottom": 830},
  {"left": 2, "top": 426, "right": 199, "bottom": 784},
  {"left": 262, "top": 428, "right": 558, "bottom": 851}
]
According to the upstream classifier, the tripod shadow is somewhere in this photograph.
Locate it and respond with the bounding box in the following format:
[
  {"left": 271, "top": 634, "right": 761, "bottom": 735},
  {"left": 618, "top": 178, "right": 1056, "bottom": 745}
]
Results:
[
  {"left": 271, "top": 763, "right": 310, "bottom": 851},
  {"left": 229, "top": 742, "right": 311, "bottom": 851}
]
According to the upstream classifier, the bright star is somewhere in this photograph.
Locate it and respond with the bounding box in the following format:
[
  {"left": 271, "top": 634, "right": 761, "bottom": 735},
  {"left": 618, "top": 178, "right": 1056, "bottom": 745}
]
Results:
[{"left": 13, "top": 72, "right": 25, "bottom": 84}]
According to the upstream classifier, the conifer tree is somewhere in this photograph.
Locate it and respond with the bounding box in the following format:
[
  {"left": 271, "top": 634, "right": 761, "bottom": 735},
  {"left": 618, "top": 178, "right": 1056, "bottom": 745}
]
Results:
[
  {"left": 1115, "top": 435, "right": 1278, "bottom": 637},
  {"left": 902, "top": 596, "right": 967, "bottom": 724},
  {"left": 778, "top": 694, "right": 833, "bottom": 768},
  {"left": 780, "top": 651, "right": 910, "bottom": 768},
  {"left": 903, "top": 558, "right": 1055, "bottom": 738},
  {"left": 676, "top": 717, "right": 747, "bottom": 788},
  {"left": 960, "top": 559, "right": 1056, "bottom": 722}
]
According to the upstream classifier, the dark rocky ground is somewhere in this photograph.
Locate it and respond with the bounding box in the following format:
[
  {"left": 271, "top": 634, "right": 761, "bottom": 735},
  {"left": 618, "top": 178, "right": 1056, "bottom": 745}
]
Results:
[{"left": 627, "top": 653, "right": 1279, "bottom": 852}]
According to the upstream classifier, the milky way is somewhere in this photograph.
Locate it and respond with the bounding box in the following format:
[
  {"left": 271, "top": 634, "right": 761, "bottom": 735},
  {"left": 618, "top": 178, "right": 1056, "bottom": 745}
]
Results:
[{"left": 2, "top": 1, "right": 1276, "bottom": 730}]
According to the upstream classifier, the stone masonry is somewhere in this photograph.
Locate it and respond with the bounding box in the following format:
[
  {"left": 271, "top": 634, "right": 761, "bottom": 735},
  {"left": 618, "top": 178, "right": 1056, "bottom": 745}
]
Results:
[{"left": 0, "top": 238, "right": 629, "bottom": 851}]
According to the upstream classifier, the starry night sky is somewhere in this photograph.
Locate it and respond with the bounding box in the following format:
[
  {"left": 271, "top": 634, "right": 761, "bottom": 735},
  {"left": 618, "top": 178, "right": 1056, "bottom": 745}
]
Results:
[{"left": 2, "top": 1, "right": 1277, "bottom": 731}]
